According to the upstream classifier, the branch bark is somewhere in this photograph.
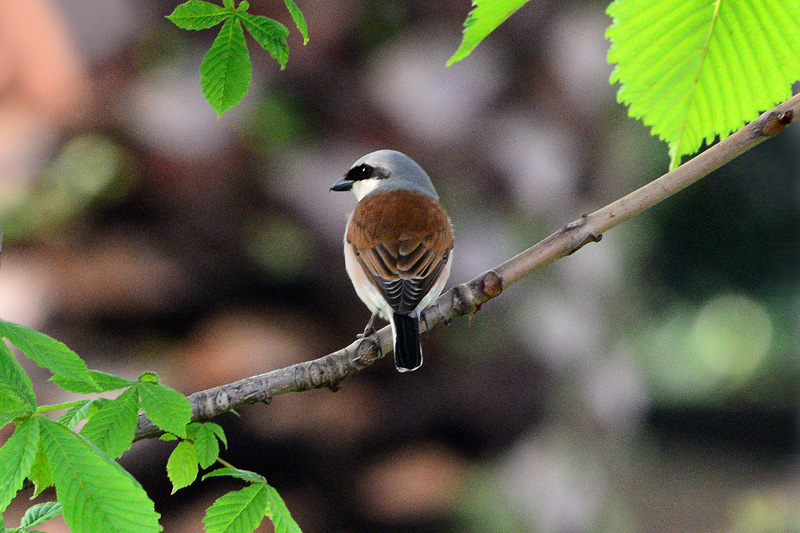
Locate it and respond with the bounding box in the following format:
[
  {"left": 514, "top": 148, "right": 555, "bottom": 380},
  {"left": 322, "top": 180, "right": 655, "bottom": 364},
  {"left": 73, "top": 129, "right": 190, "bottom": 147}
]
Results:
[{"left": 133, "top": 94, "right": 799, "bottom": 442}]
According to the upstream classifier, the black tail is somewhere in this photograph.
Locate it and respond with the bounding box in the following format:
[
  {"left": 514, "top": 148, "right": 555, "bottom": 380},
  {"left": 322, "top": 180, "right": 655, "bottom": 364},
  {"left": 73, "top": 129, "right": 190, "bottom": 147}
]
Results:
[{"left": 392, "top": 313, "right": 422, "bottom": 372}]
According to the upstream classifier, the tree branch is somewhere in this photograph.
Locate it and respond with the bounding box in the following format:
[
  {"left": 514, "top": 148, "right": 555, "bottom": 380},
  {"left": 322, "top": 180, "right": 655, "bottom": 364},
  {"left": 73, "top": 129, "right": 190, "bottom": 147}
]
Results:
[{"left": 133, "top": 94, "right": 798, "bottom": 442}]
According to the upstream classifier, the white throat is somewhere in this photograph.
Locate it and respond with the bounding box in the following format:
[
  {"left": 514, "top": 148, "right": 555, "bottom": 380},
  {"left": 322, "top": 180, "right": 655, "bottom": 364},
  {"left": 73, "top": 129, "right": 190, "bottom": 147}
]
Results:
[{"left": 351, "top": 178, "right": 382, "bottom": 201}]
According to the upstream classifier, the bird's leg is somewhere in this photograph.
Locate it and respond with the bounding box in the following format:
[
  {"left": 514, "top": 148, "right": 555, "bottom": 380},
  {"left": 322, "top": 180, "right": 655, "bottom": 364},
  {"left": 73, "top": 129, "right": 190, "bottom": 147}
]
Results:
[{"left": 357, "top": 312, "right": 378, "bottom": 338}]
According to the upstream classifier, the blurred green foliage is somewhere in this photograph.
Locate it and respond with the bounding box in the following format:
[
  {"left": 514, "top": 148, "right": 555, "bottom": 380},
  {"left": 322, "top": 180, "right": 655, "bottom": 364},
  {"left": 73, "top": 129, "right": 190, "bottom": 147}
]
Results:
[
  {"left": 637, "top": 292, "right": 796, "bottom": 406},
  {"left": 244, "top": 214, "right": 314, "bottom": 281},
  {"left": 2, "top": 134, "right": 131, "bottom": 241}
]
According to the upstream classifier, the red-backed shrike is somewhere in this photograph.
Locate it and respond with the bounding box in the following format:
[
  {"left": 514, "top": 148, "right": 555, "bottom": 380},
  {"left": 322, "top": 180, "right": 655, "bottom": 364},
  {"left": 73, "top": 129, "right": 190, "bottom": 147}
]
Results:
[{"left": 331, "top": 150, "right": 454, "bottom": 372}]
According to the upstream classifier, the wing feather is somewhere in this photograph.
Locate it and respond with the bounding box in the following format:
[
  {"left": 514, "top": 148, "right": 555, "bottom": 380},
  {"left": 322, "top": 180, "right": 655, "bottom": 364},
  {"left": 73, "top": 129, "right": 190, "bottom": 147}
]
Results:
[{"left": 347, "top": 190, "right": 453, "bottom": 314}]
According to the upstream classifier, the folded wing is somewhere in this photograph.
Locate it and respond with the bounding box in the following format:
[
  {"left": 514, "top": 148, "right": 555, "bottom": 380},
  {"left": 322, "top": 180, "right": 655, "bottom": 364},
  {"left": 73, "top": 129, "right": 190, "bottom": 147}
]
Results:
[{"left": 347, "top": 190, "right": 453, "bottom": 314}]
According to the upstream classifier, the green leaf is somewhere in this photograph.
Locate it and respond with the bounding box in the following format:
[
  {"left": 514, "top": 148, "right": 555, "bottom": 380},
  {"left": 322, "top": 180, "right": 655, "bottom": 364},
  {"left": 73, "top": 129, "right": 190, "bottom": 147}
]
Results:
[
  {"left": 57, "top": 399, "right": 108, "bottom": 429},
  {"left": 0, "top": 338, "right": 36, "bottom": 411},
  {"left": 264, "top": 484, "right": 302, "bottom": 533},
  {"left": 51, "top": 370, "right": 133, "bottom": 394},
  {"left": 201, "top": 17, "right": 252, "bottom": 117},
  {"left": 202, "top": 467, "right": 266, "bottom": 484},
  {"left": 138, "top": 382, "right": 192, "bottom": 438},
  {"left": 447, "top": 0, "right": 529, "bottom": 66},
  {"left": 203, "top": 483, "right": 269, "bottom": 533},
  {"left": 209, "top": 422, "right": 227, "bottom": 448},
  {"left": 92, "top": 371, "right": 136, "bottom": 391},
  {"left": 167, "top": 441, "right": 199, "bottom": 493},
  {"left": 19, "top": 501, "right": 62, "bottom": 529},
  {"left": 0, "top": 321, "right": 97, "bottom": 391},
  {"left": 283, "top": 0, "right": 308, "bottom": 44},
  {"left": 38, "top": 417, "right": 162, "bottom": 533},
  {"left": 0, "top": 417, "right": 39, "bottom": 513},
  {"left": 238, "top": 13, "right": 290, "bottom": 69},
  {"left": 80, "top": 387, "right": 139, "bottom": 459},
  {"left": 0, "top": 409, "right": 29, "bottom": 429},
  {"left": 187, "top": 422, "right": 223, "bottom": 468},
  {"left": 607, "top": 0, "right": 800, "bottom": 170},
  {"left": 27, "top": 440, "right": 54, "bottom": 498},
  {"left": 138, "top": 371, "right": 159, "bottom": 384},
  {"left": 167, "top": 0, "right": 233, "bottom": 30},
  {"left": 223, "top": 0, "right": 234, "bottom": 8}
]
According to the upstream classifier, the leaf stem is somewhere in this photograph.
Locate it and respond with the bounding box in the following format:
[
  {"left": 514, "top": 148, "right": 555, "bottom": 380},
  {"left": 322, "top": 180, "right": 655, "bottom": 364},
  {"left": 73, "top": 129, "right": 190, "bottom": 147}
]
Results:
[{"left": 216, "top": 457, "right": 237, "bottom": 469}]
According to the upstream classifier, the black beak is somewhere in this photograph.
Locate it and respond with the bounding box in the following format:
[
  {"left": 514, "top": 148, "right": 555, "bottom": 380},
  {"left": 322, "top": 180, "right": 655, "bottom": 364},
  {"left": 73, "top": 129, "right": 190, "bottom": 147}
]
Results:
[{"left": 330, "top": 177, "right": 353, "bottom": 191}]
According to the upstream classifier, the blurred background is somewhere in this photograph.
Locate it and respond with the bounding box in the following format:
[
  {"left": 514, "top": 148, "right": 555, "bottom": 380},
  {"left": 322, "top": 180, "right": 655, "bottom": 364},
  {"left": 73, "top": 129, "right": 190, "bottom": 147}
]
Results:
[{"left": 0, "top": 0, "right": 797, "bottom": 531}]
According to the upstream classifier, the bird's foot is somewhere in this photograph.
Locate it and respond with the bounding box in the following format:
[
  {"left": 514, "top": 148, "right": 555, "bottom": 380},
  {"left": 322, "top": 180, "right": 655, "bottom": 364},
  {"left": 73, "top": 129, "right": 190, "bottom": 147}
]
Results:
[{"left": 356, "top": 313, "right": 378, "bottom": 338}]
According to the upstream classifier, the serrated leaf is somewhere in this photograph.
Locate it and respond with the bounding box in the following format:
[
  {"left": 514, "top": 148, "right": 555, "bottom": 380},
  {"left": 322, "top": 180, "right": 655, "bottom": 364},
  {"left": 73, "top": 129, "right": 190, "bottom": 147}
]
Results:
[
  {"left": 57, "top": 399, "right": 106, "bottom": 429},
  {"left": 238, "top": 13, "right": 289, "bottom": 69},
  {"left": 607, "top": 0, "right": 800, "bottom": 170},
  {"left": 223, "top": 0, "right": 234, "bottom": 8},
  {"left": 28, "top": 440, "right": 54, "bottom": 498},
  {"left": 202, "top": 467, "right": 266, "bottom": 484},
  {"left": 447, "top": 0, "right": 529, "bottom": 66},
  {"left": 0, "top": 321, "right": 97, "bottom": 391},
  {"left": 64, "top": 420, "right": 150, "bottom": 490},
  {"left": 95, "top": 371, "right": 136, "bottom": 390},
  {"left": 0, "top": 392, "right": 27, "bottom": 416},
  {"left": 80, "top": 387, "right": 139, "bottom": 459},
  {"left": 138, "top": 382, "right": 192, "bottom": 438},
  {"left": 203, "top": 483, "right": 269, "bottom": 533},
  {"left": 201, "top": 17, "right": 252, "bottom": 117},
  {"left": 264, "top": 484, "right": 302, "bottom": 533},
  {"left": 0, "top": 389, "right": 27, "bottom": 415},
  {"left": 138, "top": 372, "right": 159, "bottom": 384},
  {"left": 283, "top": 0, "right": 308, "bottom": 44},
  {"left": 187, "top": 423, "right": 221, "bottom": 468},
  {"left": 0, "top": 409, "right": 29, "bottom": 429},
  {"left": 208, "top": 422, "right": 227, "bottom": 448},
  {"left": 0, "top": 417, "right": 39, "bottom": 513},
  {"left": 167, "top": 0, "right": 233, "bottom": 30},
  {"left": 0, "top": 338, "right": 36, "bottom": 411},
  {"left": 51, "top": 370, "right": 133, "bottom": 394},
  {"left": 19, "top": 501, "right": 62, "bottom": 528},
  {"left": 187, "top": 421, "right": 227, "bottom": 447},
  {"left": 167, "top": 441, "right": 199, "bottom": 493},
  {"left": 38, "top": 417, "right": 162, "bottom": 532}
]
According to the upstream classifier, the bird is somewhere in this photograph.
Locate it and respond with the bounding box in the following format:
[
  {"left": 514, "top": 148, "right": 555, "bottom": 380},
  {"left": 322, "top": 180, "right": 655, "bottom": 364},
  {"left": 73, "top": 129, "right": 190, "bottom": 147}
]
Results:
[{"left": 331, "top": 150, "right": 454, "bottom": 372}]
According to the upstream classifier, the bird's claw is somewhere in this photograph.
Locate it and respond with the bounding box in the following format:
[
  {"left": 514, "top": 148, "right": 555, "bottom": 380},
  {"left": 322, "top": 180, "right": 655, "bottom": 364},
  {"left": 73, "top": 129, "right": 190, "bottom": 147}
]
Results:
[{"left": 357, "top": 313, "right": 378, "bottom": 338}]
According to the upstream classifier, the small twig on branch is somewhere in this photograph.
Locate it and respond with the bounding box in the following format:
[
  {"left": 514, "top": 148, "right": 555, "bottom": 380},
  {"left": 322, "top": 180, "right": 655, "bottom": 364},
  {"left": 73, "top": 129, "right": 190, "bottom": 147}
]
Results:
[{"left": 133, "top": 94, "right": 799, "bottom": 442}]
